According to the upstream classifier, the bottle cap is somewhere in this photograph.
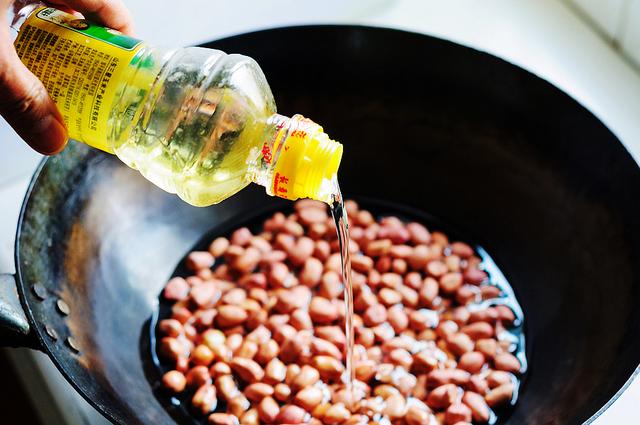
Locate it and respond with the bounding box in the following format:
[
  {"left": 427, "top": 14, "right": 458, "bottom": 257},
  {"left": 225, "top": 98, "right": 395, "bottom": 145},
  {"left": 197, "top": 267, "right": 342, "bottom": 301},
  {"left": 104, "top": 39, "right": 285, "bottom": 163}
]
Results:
[{"left": 270, "top": 115, "right": 343, "bottom": 203}]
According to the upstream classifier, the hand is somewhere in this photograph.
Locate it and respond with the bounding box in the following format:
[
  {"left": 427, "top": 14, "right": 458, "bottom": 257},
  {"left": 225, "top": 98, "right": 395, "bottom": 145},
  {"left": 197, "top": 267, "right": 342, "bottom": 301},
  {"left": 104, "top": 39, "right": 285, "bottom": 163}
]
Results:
[{"left": 0, "top": 0, "right": 134, "bottom": 155}]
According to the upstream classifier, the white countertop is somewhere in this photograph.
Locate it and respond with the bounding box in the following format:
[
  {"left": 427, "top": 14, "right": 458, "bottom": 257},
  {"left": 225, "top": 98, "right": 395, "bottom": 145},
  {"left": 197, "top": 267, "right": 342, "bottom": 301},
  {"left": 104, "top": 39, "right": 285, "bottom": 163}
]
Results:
[{"left": 2, "top": 0, "right": 639, "bottom": 423}]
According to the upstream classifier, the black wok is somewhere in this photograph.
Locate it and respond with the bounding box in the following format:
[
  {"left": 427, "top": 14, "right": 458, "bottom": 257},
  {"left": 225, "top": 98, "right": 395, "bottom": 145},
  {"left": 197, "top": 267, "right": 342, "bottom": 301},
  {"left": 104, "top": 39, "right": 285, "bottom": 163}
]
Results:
[{"left": 1, "top": 26, "right": 639, "bottom": 425}]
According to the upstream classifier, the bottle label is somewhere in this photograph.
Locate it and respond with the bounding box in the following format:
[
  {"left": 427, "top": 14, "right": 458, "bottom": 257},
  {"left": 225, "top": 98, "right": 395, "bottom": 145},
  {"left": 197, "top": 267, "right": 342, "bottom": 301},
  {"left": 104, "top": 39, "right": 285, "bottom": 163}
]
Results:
[{"left": 13, "top": 7, "right": 145, "bottom": 152}]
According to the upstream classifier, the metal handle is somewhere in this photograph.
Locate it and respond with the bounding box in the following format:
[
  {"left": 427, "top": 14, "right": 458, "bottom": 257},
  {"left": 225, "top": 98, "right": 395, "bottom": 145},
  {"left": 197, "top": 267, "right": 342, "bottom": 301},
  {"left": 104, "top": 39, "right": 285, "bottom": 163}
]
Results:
[{"left": 0, "top": 273, "right": 37, "bottom": 348}]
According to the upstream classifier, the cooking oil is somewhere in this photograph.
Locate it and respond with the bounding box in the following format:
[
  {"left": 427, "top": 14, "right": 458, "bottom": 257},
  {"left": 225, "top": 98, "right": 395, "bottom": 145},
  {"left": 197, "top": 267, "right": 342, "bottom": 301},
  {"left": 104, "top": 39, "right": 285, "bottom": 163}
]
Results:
[{"left": 10, "top": 3, "right": 342, "bottom": 206}]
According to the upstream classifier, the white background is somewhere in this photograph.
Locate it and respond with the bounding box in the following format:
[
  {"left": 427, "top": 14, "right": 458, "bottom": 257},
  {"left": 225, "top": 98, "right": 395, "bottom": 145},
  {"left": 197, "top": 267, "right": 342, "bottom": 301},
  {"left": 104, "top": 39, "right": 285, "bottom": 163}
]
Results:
[{"left": 2, "top": 1, "right": 640, "bottom": 424}]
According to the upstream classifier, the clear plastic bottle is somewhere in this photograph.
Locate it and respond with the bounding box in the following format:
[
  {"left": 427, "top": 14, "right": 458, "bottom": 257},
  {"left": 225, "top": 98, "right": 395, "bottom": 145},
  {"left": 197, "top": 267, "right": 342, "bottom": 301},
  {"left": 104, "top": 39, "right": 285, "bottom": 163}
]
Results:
[{"left": 10, "top": 3, "right": 343, "bottom": 206}]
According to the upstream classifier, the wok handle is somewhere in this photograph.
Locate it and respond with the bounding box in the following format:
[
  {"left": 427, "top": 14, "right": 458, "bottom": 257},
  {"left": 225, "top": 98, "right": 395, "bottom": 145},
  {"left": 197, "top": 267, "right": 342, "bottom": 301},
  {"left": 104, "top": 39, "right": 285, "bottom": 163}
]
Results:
[{"left": 0, "top": 274, "right": 37, "bottom": 348}]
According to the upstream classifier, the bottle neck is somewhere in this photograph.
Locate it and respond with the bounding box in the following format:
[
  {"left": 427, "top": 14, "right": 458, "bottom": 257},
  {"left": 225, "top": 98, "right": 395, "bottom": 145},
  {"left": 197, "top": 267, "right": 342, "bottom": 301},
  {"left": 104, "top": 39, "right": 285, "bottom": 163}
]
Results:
[{"left": 252, "top": 114, "right": 343, "bottom": 204}]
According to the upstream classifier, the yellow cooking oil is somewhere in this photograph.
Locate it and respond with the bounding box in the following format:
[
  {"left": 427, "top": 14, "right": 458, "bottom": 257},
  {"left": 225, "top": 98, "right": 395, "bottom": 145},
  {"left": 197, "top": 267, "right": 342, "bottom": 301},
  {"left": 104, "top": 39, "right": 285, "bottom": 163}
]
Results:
[{"left": 11, "top": 3, "right": 342, "bottom": 206}]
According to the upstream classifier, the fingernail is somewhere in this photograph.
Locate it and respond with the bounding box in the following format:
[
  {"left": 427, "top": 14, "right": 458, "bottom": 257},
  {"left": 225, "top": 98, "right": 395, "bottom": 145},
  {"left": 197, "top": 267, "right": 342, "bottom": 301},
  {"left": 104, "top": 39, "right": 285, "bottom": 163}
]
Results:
[{"left": 32, "top": 115, "right": 68, "bottom": 155}]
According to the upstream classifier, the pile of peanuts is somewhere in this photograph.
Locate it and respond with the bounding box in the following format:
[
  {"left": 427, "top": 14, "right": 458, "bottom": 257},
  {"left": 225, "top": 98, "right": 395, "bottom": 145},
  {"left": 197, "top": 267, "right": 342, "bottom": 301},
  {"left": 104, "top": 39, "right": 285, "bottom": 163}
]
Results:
[{"left": 157, "top": 200, "right": 524, "bottom": 425}]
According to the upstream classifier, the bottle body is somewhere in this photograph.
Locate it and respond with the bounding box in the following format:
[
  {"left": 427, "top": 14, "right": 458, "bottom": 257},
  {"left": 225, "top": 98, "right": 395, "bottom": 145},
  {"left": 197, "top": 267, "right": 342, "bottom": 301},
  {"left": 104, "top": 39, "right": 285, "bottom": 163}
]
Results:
[{"left": 11, "top": 4, "right": 342, "bottom": 206}]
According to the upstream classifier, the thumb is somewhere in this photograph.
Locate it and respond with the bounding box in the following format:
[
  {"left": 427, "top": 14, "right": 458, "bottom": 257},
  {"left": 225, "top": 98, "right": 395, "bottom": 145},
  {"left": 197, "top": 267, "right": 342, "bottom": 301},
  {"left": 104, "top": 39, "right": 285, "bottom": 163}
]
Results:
[{"left": 0, "top": 27, "right": 67, "bottom": 155}]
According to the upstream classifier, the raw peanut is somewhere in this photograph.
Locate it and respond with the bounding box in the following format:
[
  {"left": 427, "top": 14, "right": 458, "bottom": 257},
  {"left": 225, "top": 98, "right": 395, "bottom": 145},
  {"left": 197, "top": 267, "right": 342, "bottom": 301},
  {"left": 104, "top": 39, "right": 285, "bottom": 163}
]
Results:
[
  {"left": 226, "top": 334, "right": 244, "bottom": 353},
  {"left": 404, "top": 272, "right": 422, "bottom": 289},
  {"left": 233, "top": 247, "right": 261, "bottom": 273},
  {"left": 319, "top": 271, "right": 343, "bottom": 300},
  {"left": 313, "top": 240, "right": 331, "bottom": 261},
  {"left": 176, "top": 357, "right": 189, "bottom": 373},
  {"left": 355, "top": 361, "right": 377, "bottom": 381},
  {"left": 356, "top": 210, "right": 375, "bottom": 226},
  {"left": 462, "top": 391, "right": 490, "bottom": 422},
  {"left": 312, "top": 355, "right": 345, "bottom": 381},
  {"left": 468, "top": 375, "right": 489, "bottom": 395},
  {"left": 289, "top": 237, "right": 315, "bottom": 266},
  {"left": 264, "top": 358, "right": 287, "bottom": 384},
  {"left": 216, "top": 374, "right": 239, "bottom": 401},
  {"left": 201, "top": 329, "right": 225, "bottom": 350},
  {"left": 431, "top": 231, "right": 449, "bottom": 246},
  {"left": 285, "top": 364, "right": 301, "bottom": 386},
  {"left": 210, "top": 362, "right": 231, "bottom": 377},
  {"left": 458, "top": 351, "right": 485, "bottom": 374},
  {"left": 283, "top": 220, "right": 304, "bottom": 237},
  {"left": 159, "top": 319, "right": 183, "bottom": 337},
  {"left": 476, "top": 338, "right": 498, "bottom": 358},
  {"left": 487, "top": 370, "right": 514, "bottom": 388},
  {"left": 291, "top": 365, "right": 320, "bottom": 391},
  {"left": 398, "top": 285, "right": 419, "bottom": 308},
  {"left": 244, "top": 383, "right": 274, "bottom": 402},
  {"left": 494, "top": 352, "right": 522, "bottom": 373},
  {"left": 445, "top": 254, "right": 462, "bottom": 272},
  {"left": 406, "top": 403, "right": 432, "bottom": 425},
  {"left": 228, "top": 395, "right": 250, "bottom": 418},
  {"left": 420, "top": 277, "right": 439, "bottom": 305},
  {"left": 290, "top": 309, "right": 313, "bottom": 331},
  {"left": 378, "top": 225, "right": 410, "bottom": 244},
  {"left": 374, "top": 384, "right": 400, "bottom": 399},
  {"left": 192, "top": 384, "right": 217, "bottom": 415},
  {"left": 250, "top": 236, "right": 272, "bottom": 253},
  {"left": 190, "top": 282, "right": 220, "bottom": 308},
  {"left": 231, "top": 358, "right": 264, "bottom": 383},
  {"left": 456, "top": 285, "right": 480, "bottom": 305},
  {"left": 412, "top": 351, "right": 438, "bottom": 374},
  {"left": 354, "top": 290, "right": 378, "bottom": 313},
  {"left": 380, "top": 272, "right": 402, "bottom": 288},
  {"left": 376, "top": 256, "right": 392, "bottom": 273},
  {"left": 274, "top": 383, "right": 292, "bottom": 402},
  {"left": 390, "top": 244, "right": 413, "bottom": 259},
  {"left": 440, "top": 272, "right": 463, "bottom": 293},
  {"left": 384, "top": 393, "right": 408, "bottom": 419},
  {"left": 186, "top": 365, "right": 212, "bottom": 389},
  {"left": 276, "top": 405, "right": 308, "bottom": 424},
  {"left": 388, "top": 348, "right": 413, "bottom": 370},
  {"left": 445, "top": 402, "right": 472, "bottom": 424},
  {"left": 323, "top": 403, "right": 351, "bottom": 424},
  {"left": 450, "top": 242, "right": 474, "bottom": 258},
  {"left": 240, "top": 409, "right": 259, "bottom": 425},
  {"left": 428, "top": 369, "right": 471, "bottom": 388},
  {"left": 408, "top": 245, "right": 431, "bottom": 270},
  {"left": 159, "top": 337, "right": 188, "bottom": 361},
  {"left": 231, "top": 227, "right": 253, "bottom": 246},
  {"left": 269, "top": 262, "right": 293, "bottom": 288},
  {"left": 258, "top": 397, "right": 280, "bottom": 423},
  {"left": 207, "top": 413, "right": 238, "bottom": 425},
  {"left": 407, "top": 222, "right": 431, "bottom": 244},
  {"left": 222, "top": 288, "right": 246, "bottom": 305},
  {"left": 325, "top": 253, "right": 342, "bottom": 274},
  {"left": 255, "top": 339, "right": 279, "bottom": 365},
  {"left": 427, "top": 384, "right": 459, "bottom": 410},
  {"left": 311, "top": 338, "right": 342, "bottom": 359},
  {"left": 449, "top": 306, "right": 470, "bottom": 326},
  {"left": 299, "top": 206, "right": 328, "bottom": 225},
  {"left": 309, "top": 297, "right": 339, "bottom": 324},
  {"left": 461, "top": 322, "right": 494, "bottom": 339},
  {"left": 379, "top": 288, "right": 402, "bottom": 306},
  {"left": 426, "top": 260, "right": 448, "bottom": 277},
  {"left": 392, "top": 258, "right": 408, "bottom": 274},
  {"left": 209, "top": 237, "right": 230, "bottom": 257},
  {"left": 246, "top": 325, "right": 271, "bottom": 344},
  {"left": 448, "top": 332, "right": 475, "bottom": 356},
  {"left": 295, "top": 387, "right": 324, "bottom": 411},
  {"left": 463, "top": 268, "right": 488, "bottom": 285},
  {"left": 485, "top": 383, "right": 514, "bottom": 408},
  {"left": 388, "top": 306, "right": 409, "bottom": 333},
  {"left": 495, "top": 304, "right": 516, "bottom": 325},
  {"left": 480, "top": 285, "right": 501, "bottom": 300},
  {"left": 162, "top": 370, "right": 186, "bottom": 392},
  {"left": 351, "top": 255, "right": 374, "bottom": 273},
  {"left": 365, "top": 239, "right": 392, "bottom": 256},
  {"left": 409, "top": 309, "right": 438, "bottom": 331},
  {"left": 300, "top": 257, "right": 323, "bottom": 287},
  {"left": 216, "top": 305, "right": 248, "bottom": 328},
  {"left": 163, "top": 277, "right": 190, "bottom": 301},
  {"left": 236, "top": 340, "right": 259, "bottom": 359},
  {"left": 186, "top": 251, "right": 215, "bottom": 271},
  {"left": 373, "top": 323, "right": 395, "bottom": 341}
]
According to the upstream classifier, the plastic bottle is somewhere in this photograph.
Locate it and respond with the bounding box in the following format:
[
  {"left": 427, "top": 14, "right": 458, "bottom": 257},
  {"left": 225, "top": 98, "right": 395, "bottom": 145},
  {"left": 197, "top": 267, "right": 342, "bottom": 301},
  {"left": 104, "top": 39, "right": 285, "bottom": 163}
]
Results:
[{"left": 9, "top": 3, "right": 343, "bottom": 206}]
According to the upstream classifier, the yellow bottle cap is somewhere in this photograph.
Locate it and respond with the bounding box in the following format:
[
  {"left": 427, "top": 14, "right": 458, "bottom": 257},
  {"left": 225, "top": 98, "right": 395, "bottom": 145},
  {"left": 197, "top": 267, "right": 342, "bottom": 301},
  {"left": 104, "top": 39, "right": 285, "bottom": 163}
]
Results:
[{"left": 270, "top": 115, "right": 343, "bottom": 203}]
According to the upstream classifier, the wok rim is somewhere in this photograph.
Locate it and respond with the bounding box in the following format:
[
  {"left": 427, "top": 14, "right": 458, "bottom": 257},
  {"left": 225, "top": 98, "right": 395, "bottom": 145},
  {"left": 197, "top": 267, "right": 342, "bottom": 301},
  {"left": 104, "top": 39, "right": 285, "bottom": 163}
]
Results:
[{"left": 13, "top": 23, "right": 640, "bottom": 425}]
